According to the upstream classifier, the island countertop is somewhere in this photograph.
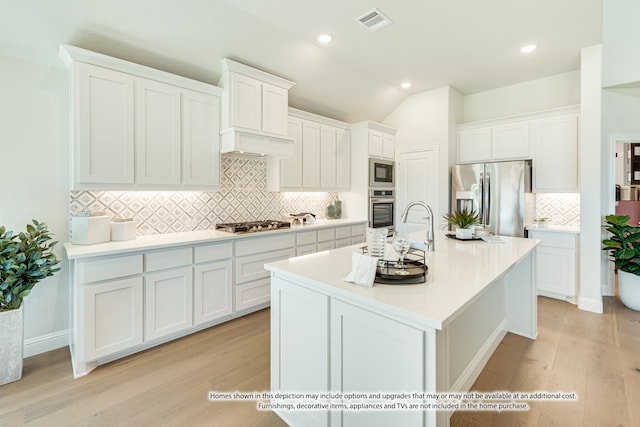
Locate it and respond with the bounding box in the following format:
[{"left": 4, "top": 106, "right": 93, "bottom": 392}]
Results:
[{"left": 265, "top": 231, "right": 540, "bottom": 330}]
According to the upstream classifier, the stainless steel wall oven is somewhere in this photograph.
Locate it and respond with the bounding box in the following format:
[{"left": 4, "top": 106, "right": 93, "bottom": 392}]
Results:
[{"left": 369, "top": 188, "right": 395, "bottom": 236}]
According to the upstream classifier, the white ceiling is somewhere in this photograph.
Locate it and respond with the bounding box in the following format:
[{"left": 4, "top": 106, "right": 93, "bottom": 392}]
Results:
[{"left": 0, "top": 0, "right": 602, "bottom": 123}]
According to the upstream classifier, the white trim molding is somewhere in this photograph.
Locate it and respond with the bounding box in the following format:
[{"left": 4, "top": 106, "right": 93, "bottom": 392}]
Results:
[{"left": 24, "top": 330, "right": 69, "bottom": 358}]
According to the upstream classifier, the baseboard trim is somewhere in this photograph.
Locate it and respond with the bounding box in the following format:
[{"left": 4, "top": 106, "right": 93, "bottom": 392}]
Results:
[
  {"left": 578, "top": 296, "right": 604, "bottom": 314},
  {"left": 24, "top": 330, "right": 69, "bottom": 358}
]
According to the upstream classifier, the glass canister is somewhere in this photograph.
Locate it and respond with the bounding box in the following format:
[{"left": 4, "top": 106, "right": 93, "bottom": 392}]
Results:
[{"left": 366, "top": 227, "right": 388, "bottom": 259}]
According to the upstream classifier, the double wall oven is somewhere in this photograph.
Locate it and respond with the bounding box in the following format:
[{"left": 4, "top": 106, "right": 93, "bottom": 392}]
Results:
[{"left": 368, "top": 156, "right": 395, "bottom": 236}]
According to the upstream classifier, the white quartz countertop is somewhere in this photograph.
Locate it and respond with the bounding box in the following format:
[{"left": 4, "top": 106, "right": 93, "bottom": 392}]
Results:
[
  {"left": 64, "top": 219, "right": 366, "bottom": 259},
  {"left": 265, "top": 231, "right": 539, "bottom": 330}
]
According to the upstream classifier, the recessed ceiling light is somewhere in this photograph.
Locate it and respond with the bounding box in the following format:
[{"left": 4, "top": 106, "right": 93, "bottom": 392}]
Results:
[
  {"left": 317, "top": 34, "right": 332, "bottom": 44},
  {"left": 520, "top": 44, "right": 537, "bottom": 54},
  {"left": 401, "top": 82, "right": 412, "bottom": 89}
]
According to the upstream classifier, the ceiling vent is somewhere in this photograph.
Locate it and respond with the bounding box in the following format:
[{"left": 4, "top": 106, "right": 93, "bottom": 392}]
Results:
[{"left": 356, "top": 8, "right": 392, "bottom": 32}]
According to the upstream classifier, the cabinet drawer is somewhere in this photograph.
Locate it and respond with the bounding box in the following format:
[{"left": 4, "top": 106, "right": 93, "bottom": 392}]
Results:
[
  {"left": 194, "top": 242, "right": 233, "bottom": 264},
  {"left": 317, "top": 240, "right": 335, "bottom": 251},
  {"left": 317, "top": 228, "right": 335, "bottom": 242},
  {"left": 145, "top": 247, "right": 192, "bottom": 272},
  {"left": 296, "top": 244, "right": 317, "bottom": 256},
  {"left": 529, "top": 231, "right": 577, "bottom": 250},
  {"left": 335, "top": 238, "right": 351, "bottom": 248},
  {"left": 236, "top": 233, "right": 295, "bottom": 257},
  {"left": 296, "top": 230, "right": 317, "bottom": 246},
  {"left": 235, "top": 247, "right": 296, "bottom": 284},
  {"left": 335, "top": 226, "right": 350, "bottom": 240},
  {"left": 79, "top": 254, "right": 143, "bottom": 284},
  {"left": 235, "top": 278, "right": 271, "bottom": 312},
  {"left": 351, "top": 223, "right": 366, "bottom": 238}
]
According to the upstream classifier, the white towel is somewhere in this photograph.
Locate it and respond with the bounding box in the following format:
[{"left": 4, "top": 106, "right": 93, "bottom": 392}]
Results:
[
  {"left": 343, "top": 252, "right": 378, "bottom": 287},
  {"left": 481, "top": 235, "right": 504, "bottom": 244}
]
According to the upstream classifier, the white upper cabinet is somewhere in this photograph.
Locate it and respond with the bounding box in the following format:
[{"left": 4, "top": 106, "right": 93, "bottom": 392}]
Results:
[
  {"left": 59, "top": 44, "right": 223, "bottom": 191},
  {"left": 456, "top": 106, "right": 580, "bottom": 193},
  {"left": 532, "top": 113, "right": 580, "bottom": 192},
  {"left": 267, "top": 108, "right": 351, "bottom": 192},
  {"left": 218, "top": 58, "right": 295, "bottom": 156},
  {"left": 182, "top": 90, "right": 221, "bottom": 187},
  {"left": 351, "top": 121, "right": 397, "bottom": 162},
  {"left": 458, "top": 121, "right": 530, "bottom": 163},
  {"left": 135, "top": 78, "right": 182, "bottom": 185},
  {"left": 76, "top": 62, "right": 135, "bottom": 185}
]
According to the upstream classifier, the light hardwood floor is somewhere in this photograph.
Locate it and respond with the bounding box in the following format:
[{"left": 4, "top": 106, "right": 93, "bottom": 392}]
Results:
[{"left": 1, "top": 297, "right": 639, "bottom": 427}]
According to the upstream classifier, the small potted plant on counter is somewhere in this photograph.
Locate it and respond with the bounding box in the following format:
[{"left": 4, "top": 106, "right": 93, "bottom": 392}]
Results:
[
  {"left": 0, "top": 220, "right": 60, "bottom": 385},
  {"left": 443, "top": 208, "right": 480, "bottom": 239},
  {"left": 602, "top": 214, "right": 640, "bottom": 311},
  {"left": 534, "top": 217, "right": 550, "bottom": 228}
]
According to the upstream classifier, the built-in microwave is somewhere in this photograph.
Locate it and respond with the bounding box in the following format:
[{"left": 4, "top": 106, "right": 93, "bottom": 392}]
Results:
[{"left": 369, "top": 158, "right": 394, "bottom": 188}]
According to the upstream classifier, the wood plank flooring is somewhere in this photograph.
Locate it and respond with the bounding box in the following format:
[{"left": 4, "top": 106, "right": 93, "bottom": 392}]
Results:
[{"left": 1, "top": 296, "right": 639, "bottom": 427}]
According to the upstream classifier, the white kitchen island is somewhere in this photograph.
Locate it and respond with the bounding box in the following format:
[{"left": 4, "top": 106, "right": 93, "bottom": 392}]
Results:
[{"left": 265, "top": 232, "right": 539, "bottom": 427}]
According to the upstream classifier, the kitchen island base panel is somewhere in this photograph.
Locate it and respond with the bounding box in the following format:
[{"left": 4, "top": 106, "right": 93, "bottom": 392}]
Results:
[{"left": 269, "top": 243, "right": 537, "bottom": 427}]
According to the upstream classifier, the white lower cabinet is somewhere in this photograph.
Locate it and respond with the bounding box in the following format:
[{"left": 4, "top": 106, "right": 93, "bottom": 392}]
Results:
[
  {"left": 194, "top": 259, "right": 233, "bottom": 325},
  {"left": 144, "top": 267, "right": 193, "bottom": 341},
  {"left": 271, "top": 277, "right": 427, "bottom": 427},
  {"left": 69, "top": 221, "right": 367, "bottom": 378},
  {"left": 83, "top": 276, "right": 143, "bottom": 361},
  {"left": 529, "top": 229, "right": 578, "bottom": 301}
]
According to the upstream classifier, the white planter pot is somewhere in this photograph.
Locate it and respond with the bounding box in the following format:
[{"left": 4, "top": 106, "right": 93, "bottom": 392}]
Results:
[
  {"left": 0, "top": 305, "right": 24, "bottom": 385},
  {"left": 455, "top": 228, "right": 473, "bottom": 239},
  {"left": 618, "top": 270, "right": 640, "bottom": 311}
]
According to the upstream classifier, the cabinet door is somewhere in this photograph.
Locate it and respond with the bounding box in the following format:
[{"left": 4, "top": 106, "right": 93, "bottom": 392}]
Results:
[
  {"left": 280, "top": 116, "right": 303, "bottom": 189},
  {"left": 492, "top": 121, "right": 530, "bottom": 160},
  {"left": 194, "top": 260, "right": 233, "bottom": 325},
  {"left": 182, "top": 89, "right": 221, "bottom": 187},
  {"left": 382, "top": 133, "right": 395, "bottom": 160},
  {"left": 83, "top": 277, "right": 143, "bottom": 361},
  {"left": 368, "top": 130, "right": 383, "bottom": 157},
  {"left": 336, "top": 128, "right": 351, "bottom": 190},
  {"left": 535, "top": 246, "right": 576, "bottom": 297},
  {"left": 135, "top": 78, "right": 182, "bottom": 185},
  {"left": 533, "top": 114, "right": 579, "bottom": 192},
  {"left": 76, "top": 62, "right": 135, "bottom": 186},
  {"left": 320, "top": 125, "right": 337, "bottom": 188},
  {"left": 458, "top": 127, "right": 491, "bottom": 163},
  {"left": 144, "top": 267, "right": 193, "bottom": 341},
  {"left": 261, "top": 82, "right": 288, "bottom": 136},
  {"left": 330, "top": 300, "right": 425, "bottom": 427},
  {"left": 230, "top": 73, "right": 261, "bottom": 131},
  {"left": 271, "top": 277, "right": 329, "bottom": 427},
  {"left": 302, "top": 120, "right": 321, "bottom": 188}
]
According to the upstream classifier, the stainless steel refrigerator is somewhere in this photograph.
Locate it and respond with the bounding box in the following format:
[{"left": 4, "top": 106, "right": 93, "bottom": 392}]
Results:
[{"left": 450, "top": 160, "right": 535, "bottom": 237}]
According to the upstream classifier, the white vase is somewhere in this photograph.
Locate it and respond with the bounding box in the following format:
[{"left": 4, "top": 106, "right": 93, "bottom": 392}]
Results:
[
  {"left": 0, "top": 305, "right": 24, "bottom": 385},
  {"left": 618, "top": 270, "right": 640, "bottom": 311},
  {"left": 455, "top": 228, "right": 473, "bottom": 239}
]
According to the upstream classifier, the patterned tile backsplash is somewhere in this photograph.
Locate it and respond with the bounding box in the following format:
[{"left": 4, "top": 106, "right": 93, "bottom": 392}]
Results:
[
  {"left": 70, "top": 157, "right": 339, "bottom": 236},
  {"left": 535, "top": 193, "right": 581, "bottom": 226}
]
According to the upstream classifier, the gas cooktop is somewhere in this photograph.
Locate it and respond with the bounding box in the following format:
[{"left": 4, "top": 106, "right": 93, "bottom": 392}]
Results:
[{"left": 215, "top": 220, "right": 291, "bottom": 234}]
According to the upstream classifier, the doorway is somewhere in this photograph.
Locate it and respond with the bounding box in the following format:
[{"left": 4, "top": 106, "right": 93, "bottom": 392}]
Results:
[{"left": 395, "top": 145, "right": 440, "bottom": 236}]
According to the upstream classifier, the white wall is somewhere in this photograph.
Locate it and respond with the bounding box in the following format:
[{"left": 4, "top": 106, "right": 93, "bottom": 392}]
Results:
[
  {"left": 463, "top": 71, "right": 581, "bottom": 123},
  {"left": 578, "top": 45, "right": 604, "bottom": 313},
  {"left": 0, "top": 54, "right": 70, "bottom": 353},
  {"left": 602, "top": 0, "right": 640, "bottom": 88},
  {"left": 383, "top": 85, "right": 463, "bottom": 218}
]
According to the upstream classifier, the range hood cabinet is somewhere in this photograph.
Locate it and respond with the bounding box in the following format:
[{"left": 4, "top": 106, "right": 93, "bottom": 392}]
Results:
[{"left": 218, "top": 58, "right": 295, "bottom": 158}]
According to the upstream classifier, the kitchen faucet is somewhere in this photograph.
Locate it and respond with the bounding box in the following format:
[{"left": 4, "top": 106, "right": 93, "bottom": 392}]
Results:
[{"left": 400, "top": 201, "right": 435, "bottom": 252}]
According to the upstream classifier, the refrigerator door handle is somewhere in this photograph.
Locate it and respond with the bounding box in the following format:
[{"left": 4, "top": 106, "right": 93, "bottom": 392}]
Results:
[
  {"left": 484, "top": 172, "right": 491, "bottom": 226},
  {"left": 479, "top": 172, "right": 484, "bottom": 221}
]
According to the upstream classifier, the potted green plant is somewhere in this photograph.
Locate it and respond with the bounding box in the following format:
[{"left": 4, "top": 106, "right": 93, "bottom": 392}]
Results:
[
  {"left": 0, "top": 220, "right": 60, "bottom": 385},
  {"left": 602, "top": 214, "right": 640, "bottom": 311},
  {"left": 443, "top": 208, "right": 480, "bottom": 239},
  {"left": 534, "top": 217, "right": 550, "bottom": 228}
]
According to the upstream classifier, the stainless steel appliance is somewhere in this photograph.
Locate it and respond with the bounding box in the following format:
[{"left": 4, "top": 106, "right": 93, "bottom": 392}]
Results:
[
  {"left": 450, "top": 160, "right": 534, "bottom": 237},
  {"left": 215, "top": 220, "right": 291, "bottom": 234},
  {"left": 369, "top": 188, "right": 395, "bottom": 236},
  {"left": 369, "top": 158, "right": 394, "bottom": 188}
]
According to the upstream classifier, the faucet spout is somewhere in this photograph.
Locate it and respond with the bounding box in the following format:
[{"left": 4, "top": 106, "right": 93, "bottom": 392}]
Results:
[{"left": 400, "top": 201, "right": 435, "bottom": 252}]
